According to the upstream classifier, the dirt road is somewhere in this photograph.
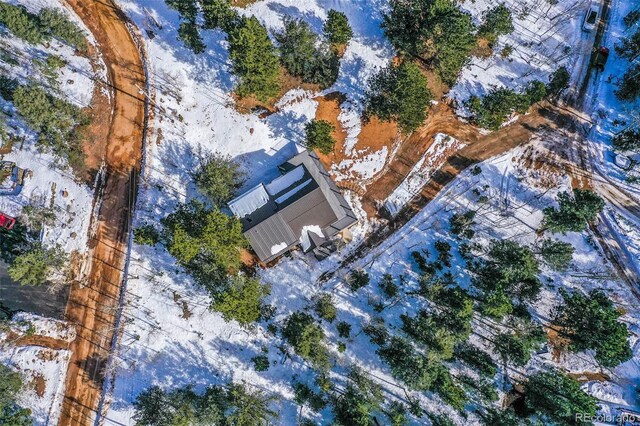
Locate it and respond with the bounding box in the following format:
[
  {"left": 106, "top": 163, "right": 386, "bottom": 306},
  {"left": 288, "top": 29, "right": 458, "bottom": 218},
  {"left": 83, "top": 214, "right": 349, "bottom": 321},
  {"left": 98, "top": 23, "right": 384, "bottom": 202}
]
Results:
[{"left": 58, "top": 1, "right": 145, "bottom": 425}]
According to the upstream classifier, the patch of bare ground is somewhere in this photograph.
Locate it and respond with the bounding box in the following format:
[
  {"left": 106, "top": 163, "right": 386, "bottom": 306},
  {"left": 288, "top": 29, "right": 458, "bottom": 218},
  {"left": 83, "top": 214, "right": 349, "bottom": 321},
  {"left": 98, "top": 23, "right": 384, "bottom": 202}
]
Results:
[
  {"left": 33, "top": 374, "right": 47, "bottom": 397},
  {"left": 545, "top": 325, "right": 571, "bottom": 363},
  {"left": 231, "top": 0, "right": 258, "bottom": 7},
  {"left": 233, "top": 68, "right": 321, "bottom": 115},
  {"left": 568, "top": 371, "right": 611, "bottom": 382},
  {"left": 313, "top": 92, "right": 399, "bottom": 192}
]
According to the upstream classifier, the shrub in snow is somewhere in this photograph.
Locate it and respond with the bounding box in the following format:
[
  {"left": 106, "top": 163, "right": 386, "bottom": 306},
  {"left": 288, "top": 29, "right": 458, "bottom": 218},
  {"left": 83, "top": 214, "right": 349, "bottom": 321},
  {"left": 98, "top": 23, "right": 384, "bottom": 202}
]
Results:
[
  {"left": 542, "top": 189, "right": 604, "bottom": 233},
  {"left": 336, "top": 321, "right": 351, "bottom": 338},
  {"left": 304, "top": 119, "right": 336, "bottom": 154},
  {"left": 453, "top": 342, "right": 497, "bottom": 378},
  {"left": 382, "top": 0, "right": 476, "bottom": 86},
  {"left": 553, "top": 289, "right": 632, "bottom": 367},
  {"left": 13, "top": 84, "right": 89, "bottom": 170},
  {"left": 330, "top": 367, "right": 383, "bottom": 426},
  {"left": 379, "top": 273, "right": 399, "bottom": 298},
  {"left": 364, "top": 61, "right": 433, "bottom": 134},
  {"left": 251, "top": 354, "right": 270, "bottom": 372},
  {"left": 449, "top": 210, "right": 476, "bottom": 239},
  {"left": 323, "top": 10, "right": 353, "bottom": 47}
]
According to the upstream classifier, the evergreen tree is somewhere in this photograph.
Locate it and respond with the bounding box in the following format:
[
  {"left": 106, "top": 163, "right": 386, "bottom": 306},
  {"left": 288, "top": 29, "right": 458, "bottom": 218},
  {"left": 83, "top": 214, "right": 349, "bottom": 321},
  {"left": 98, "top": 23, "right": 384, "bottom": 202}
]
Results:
[
  {"left": 385, "top": 401, "right": 409, "bottom": 426},
  {"left": 275, "top": 18, "right": 339, "bottom": 88},
  {"left": 8, "top": 244, "right": 66, "bottom": 286},
  {"left": 200, "top": 0, "right": 238, "bottom": 32},
  {"left": 478, "top": 4, "right": 514, "bottom": 45},
  {"left": 324, "top": 10, "right": 353, "bottom": 46},
  {"left": 348, "top": 269, "right": 370, "bottom": 291},
  {"left": 225, "top": 383, "right": 279, "bottom": 426},
  {"left": 493, "top": 325, "right": 545, "bottom": 367},
  {"left": 133, "top": 223, "right": 161, "bottom": 246},
  {"left": 227, "top": 17, "right": 281, "bottom": 101},
  {"left": 543, "top": 189, "right": 605, "bottom": 233},
  {"left": 0, "top": 364, "right": 32, "bottom": 426},
  {"left": 364, "top": 61, "right": 433, "bottom": 134},
  {"left": 615, "top": 29, "right": 640, "bottom": 60},
  {"left": 313, "top": 293, "right": 337, "bottom": 323},
  {"left": 211, "top": 274, "right": 270, "bottom": 326},
  {"left": 165, "top": 0, "right": 199, "bottom": 21},
  {"left": 304, "top": 119, "right": 336, "bottom": 154},
  {"left": 332, "top": 367, "right": 383, "bottom": 426},
  {"left": 377, "top": 336, "right": 439, "bottom": 390},
  {"left": 0, "top": 3, "right": 43, "bottom": 44},
  {"left": 539, "top": 239, "right": 574, "bottom": 271},
  {"left": 524, "top": 371, "right": 597, "bottom": 425},
  {"left": 12, "top": 84, "right": 88, "bottom": 169},
  {"left": 177, "top": 21, "right": 206, "bottom": 54},
  {"left": 38, "top": 8, "right": 86, "bottom": 49},
  {"left": 454, "top": 342, "right": 497, "bottom": 377},
  {"left": 449, "top": 210, "right": 476, "bottom": 239},
  {"left": 553, "top": 289, "right": 632, "bottom": 367},
  {"left": 612, "top": 128, "right": 640, "bottom": 151},
  {"left": 161, "top": 200, "right": 246, "bottom": 285},
  {"left": 548, "top": 66, "right": 571, "bottom": 98},
  {"left": 282, "top": 312, "right": 330, "bottom": 370},
  {"left": 615, "top": 63, "right": 640, "bottom": 102},
  {"left": 382, "top": 0, "right": 476, "bottom": 86},
  {"left": 191, "top": 151, "right": 245, "bottom": 207}
]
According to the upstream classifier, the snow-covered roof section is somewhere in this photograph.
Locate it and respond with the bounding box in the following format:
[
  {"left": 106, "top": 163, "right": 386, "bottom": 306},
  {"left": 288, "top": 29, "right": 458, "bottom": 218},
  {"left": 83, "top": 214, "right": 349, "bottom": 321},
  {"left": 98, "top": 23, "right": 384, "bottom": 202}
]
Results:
[
  {"left": 266, "top": 165, "right": 305, "bottom": 195},
  {"left": 228, "top": 183, "right": 269, "bottom": 218}
]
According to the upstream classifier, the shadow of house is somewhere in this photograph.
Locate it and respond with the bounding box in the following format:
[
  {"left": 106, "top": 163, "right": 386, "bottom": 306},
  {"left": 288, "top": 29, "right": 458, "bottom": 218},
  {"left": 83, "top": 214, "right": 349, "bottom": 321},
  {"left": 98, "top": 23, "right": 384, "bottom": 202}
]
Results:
[{"left": 228, "top": 150, "right": 358, "bottom": 263}]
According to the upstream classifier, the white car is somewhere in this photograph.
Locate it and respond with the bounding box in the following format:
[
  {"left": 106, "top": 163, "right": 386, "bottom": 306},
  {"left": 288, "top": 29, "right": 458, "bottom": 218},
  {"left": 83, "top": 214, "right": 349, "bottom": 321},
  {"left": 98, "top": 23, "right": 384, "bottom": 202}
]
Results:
[{"left": 582, "top": 4, "right": 599, "bottom": 31}]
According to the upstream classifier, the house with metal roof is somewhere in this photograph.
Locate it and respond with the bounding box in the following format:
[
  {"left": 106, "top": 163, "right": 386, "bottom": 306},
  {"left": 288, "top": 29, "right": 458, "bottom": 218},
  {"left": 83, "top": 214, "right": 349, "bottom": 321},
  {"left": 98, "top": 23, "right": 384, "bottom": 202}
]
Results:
[{"left": 228, "top": 150, "right": 358, "bottom": 263}]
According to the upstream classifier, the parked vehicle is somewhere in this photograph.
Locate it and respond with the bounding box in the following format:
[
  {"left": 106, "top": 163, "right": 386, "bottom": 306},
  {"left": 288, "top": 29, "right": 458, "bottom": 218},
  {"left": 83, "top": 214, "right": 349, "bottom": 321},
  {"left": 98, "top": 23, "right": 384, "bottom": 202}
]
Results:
[
  {"left": 0, "top": 212, "right": 15, "bottom": 230},
  {"left": 593, "top": 46, "right": 610, "bottom": 71},
  {"left": 582, "top": 3, "right": 599, "bottom": 31}
]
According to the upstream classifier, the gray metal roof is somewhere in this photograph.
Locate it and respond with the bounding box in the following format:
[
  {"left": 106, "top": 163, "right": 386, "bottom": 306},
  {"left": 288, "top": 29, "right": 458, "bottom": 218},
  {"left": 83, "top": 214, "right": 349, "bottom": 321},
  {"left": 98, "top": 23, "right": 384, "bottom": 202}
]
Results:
[{"left": 228, "top": 150, "right": 358, "bottom": 262}]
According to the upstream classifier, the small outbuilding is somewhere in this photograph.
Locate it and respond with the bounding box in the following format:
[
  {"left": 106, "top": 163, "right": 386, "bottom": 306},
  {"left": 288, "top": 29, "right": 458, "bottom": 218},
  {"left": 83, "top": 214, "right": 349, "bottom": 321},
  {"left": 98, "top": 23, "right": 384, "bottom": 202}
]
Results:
[{"left": 228, "top": 150, "right": 358, "bottom": 263}]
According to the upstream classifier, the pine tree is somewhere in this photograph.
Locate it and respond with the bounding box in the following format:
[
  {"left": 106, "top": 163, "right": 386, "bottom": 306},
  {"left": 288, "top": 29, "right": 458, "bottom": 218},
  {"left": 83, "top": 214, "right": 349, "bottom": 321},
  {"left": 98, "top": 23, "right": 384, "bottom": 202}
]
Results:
[
  {"left": 540, "top": 239, "right": 574, "bottom": 271},
  {"left": 191, "top": 151, "right": 245, "bottom": 207},
  {"left": 364, "top": 61, "right": 433, "bottom": 134},
  {"left": 313, "top": 293, "right": 337, "bottom": 322},
  {"left": 282, "top": 312, "right": 330, "bottom": 370},
  {"left": 612, "top": 128, "right": 640, "bottom": 151},
  {"left": 225, "top": 383, "right": 279, "bottom": 425},
  {"left": 165, "top": 0, "right": 199, "bottom": 21},
  {"left": 382, "top": 0, "right": 476, "bottom": 86},
  {"left": 478, "top": 4, "right": 514, "bottom": 45},
  {"left": 615, "top": 29, "right": 640, "bottom": 60},
  {"left": 524, "top": 371, "right": 597, "bottom": 425},
  {"left": 0, "top": 364, "right": 32, "bottom": 426},
  {"left": 38, "top": 8, "right": 87, "bottom": 49},
  {"left": 548, "top": 66, "right": 570, "bottom": 98},
  {"left": 323, "top": 10, "right": 353, "bottom": 46},
  {"left": 615, "top": 63, "right": 640, "bottom": 102},
  {"left": 543, "top": 189, "right": 605, "bottom": 233},
  {"left": 8, "top": 244, "right": 66, "bottom": 286},
  {"left": 227, "top": 17, "right": 281, "bottom": 101},
  {"left": 0, "top": 3, "right": 43, "bottom": 44},
  {"left": 211, "top": 274, "right": 269, "bottom": 326},
  {"left": 177, "top": 21, "right": 205, "bottom": 54},
  {"left": 304, "top": 119, "right": 336, "bottom": 154},
  {"left": 332, "top": 367, "right": 383, "bottom": 426},
  {"left": 200, "top": 0, "right": 238, "bottom": 32},
  {"left": 553, "top": 289, "right": 632, "bottom": 367}
]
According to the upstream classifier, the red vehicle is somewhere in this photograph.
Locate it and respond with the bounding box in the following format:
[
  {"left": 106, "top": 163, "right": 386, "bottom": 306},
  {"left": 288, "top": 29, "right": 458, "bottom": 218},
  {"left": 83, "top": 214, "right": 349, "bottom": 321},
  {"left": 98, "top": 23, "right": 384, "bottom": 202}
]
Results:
[{"left": 0, "top": 212, "right": 15, "bottom": 230}]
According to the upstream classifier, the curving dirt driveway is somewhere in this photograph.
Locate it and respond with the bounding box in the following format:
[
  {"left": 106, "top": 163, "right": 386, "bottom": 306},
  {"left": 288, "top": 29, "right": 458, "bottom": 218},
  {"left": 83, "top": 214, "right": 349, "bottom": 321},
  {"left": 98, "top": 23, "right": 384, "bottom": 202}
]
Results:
[{"left": 58, "top": 1, "right": 145, "bottom": 425}]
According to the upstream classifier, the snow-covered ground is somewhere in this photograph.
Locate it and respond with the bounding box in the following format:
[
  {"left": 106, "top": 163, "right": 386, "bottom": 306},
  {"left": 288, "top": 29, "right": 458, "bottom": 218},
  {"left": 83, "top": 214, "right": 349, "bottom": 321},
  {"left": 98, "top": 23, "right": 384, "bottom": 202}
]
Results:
[
  {"left": 0, "top": 0, "right": 104, "bottom": 254},
  {"left": 104, "top": 134, "right": 640, "bottom": 424},
  {"left": 451, "top": 0, "right": 593, "bottom": 113},
  {"left": 0, "top": 313, "right": 75, "bottom": 426},
  {"left": 585, "top": 0, "right": 640, "bottom": 191}
]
